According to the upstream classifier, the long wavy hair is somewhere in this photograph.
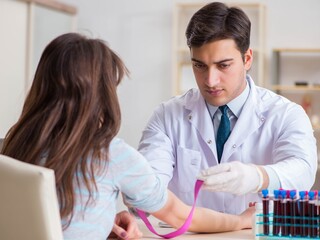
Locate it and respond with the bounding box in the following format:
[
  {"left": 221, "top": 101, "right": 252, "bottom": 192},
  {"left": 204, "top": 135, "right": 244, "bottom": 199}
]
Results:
[{"left": 1, "top": 32, "right": 128, "bottom": 227}]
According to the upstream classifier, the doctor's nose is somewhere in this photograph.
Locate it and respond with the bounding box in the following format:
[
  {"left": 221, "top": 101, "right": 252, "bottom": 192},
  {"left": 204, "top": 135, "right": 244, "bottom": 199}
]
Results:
[{"left": 205, "top": 68, "right": 220, "bottom": 87}]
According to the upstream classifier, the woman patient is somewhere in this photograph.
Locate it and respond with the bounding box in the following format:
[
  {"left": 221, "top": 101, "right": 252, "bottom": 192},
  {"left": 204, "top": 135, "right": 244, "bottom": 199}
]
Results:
[{"left": 1, "top": 33, "right": 254, "bottom": 240}]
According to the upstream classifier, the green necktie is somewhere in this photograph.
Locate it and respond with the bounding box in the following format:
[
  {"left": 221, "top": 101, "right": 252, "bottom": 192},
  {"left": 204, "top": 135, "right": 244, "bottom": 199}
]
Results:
[{"left": 216, "top": 105, "right": 231, "bottom": 162}]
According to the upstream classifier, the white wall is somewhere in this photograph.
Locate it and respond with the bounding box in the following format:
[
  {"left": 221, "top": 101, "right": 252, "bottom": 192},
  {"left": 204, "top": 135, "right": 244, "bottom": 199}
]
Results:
[
  {"left": 0, "top": 1, "right": 27, "bottom": 137},
  {"left": 58, "top": 0, "right": 174, "bottom": 148},
  {"left": 58, "top": 0, "right": 320, "bottom": 148}
]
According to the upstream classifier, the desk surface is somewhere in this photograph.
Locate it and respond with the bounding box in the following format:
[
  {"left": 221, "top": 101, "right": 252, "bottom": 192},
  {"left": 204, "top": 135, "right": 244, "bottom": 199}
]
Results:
[{"left": 138, "top": 218, "right": 254, "bottom": 240}]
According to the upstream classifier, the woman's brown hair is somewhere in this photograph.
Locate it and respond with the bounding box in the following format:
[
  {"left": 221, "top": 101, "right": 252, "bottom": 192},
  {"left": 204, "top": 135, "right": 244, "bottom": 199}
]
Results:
[{"left": 1, "top": 32, "right": 128, "bottom": 227}]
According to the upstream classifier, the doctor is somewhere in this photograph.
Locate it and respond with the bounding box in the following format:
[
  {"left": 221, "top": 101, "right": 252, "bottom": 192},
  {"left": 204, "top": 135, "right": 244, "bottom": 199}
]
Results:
[{"left": 138, "top": 2, "right": 317, "bottom": 214}]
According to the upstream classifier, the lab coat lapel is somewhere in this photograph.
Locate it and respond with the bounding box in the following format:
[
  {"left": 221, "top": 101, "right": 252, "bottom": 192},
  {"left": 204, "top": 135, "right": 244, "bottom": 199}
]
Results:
[{"left": 185, "top": 91, "right": 217, "bottom": 155}]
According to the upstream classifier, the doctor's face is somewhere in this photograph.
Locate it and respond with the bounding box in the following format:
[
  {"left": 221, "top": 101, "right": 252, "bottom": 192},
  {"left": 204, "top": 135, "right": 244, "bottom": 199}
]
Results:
[{"left": 190, "top": 39, "right": 252, "bottom": 107}]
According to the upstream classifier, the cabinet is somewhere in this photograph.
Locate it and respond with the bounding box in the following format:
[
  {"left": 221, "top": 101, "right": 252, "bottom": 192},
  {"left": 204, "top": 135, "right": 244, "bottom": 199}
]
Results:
[
  {"left": 271, "top": 49, "right": 320, "bottom": 131},
  {"left": 172, "top": 2, "right": 266, "bottom": 95},
  {"left": 0, "top": 0, "right": 77, "bottom": 137}
]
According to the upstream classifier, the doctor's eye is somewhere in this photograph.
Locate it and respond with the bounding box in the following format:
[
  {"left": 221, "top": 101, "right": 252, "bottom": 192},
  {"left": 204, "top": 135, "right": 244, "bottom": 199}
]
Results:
[
  {"left": 218, "top": 63, "right": 231, "bottom": 70},
  {"left": 192, "top": 62, "right": 207, "bottom": 72}
]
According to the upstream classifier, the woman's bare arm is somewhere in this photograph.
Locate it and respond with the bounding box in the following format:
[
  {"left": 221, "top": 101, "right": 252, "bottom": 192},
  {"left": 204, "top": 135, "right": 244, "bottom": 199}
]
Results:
[{"left": 151, "top": 190, "right": 254, "bottom": 233}]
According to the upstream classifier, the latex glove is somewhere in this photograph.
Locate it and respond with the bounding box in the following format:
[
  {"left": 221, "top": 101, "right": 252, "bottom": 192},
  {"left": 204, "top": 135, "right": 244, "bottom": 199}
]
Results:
[
  {"left": 108, "top": 210, "right": 143, "bottom": 240},
  {"left": 198, "top": 161, "right": 263, "bottom": 195}
]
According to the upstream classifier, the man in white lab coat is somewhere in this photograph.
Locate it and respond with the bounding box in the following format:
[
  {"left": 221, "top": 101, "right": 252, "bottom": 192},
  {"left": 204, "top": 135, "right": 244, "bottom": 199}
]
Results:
[{"left": 138, "top": 2, "right": 317, "bottom": 214}]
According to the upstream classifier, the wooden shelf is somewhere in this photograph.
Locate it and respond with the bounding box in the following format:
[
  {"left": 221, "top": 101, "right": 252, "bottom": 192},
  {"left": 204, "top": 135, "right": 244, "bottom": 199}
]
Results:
[
  {"left": 272, "top": 49, "right": 320, "bottom": 89},
  {"left": 273, "top": 48, "right": 320, "bottom": 53},
  {"left": 18, "top": 0, "right": 77, "bottom": 14},
  {"left": 177, "top": 46, "right": 261, "bottom": 53},
  {"left": 272, "top": 48, "right": 320, "bottom": 148},
  {"left": 313, "top": 123, "right": 320, "bottom": 131},
  {"left": 272, "top": 85, "right": 320, "bottom": 92}
]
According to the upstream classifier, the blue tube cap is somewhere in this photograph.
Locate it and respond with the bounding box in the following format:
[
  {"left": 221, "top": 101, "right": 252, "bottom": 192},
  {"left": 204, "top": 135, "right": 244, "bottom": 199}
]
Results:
[
  {"left": 289, "top": 190, "right": 296, "bottom": 199},
  {"left": 262, "top": 189, "right": 268, "bottom": 198},
  {"left": 309, "top": 191, "right": 315, "bottom": 200},
  {"left": 299, "top": 191, "right": 306, "bottom": 199},
  {"left": 274, "top": 189, "right": 280, "bottom": 199}
]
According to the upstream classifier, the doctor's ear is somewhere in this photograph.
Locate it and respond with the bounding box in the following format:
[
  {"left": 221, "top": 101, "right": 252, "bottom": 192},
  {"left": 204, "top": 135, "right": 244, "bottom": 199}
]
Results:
[{"left": 244, "top": 49, "right": 253, "bottom": 70}]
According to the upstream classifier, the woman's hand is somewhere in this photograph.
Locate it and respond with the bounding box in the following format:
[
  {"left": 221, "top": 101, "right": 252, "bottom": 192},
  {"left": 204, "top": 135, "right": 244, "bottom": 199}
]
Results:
[
  {"left": 108, "top": 210, "right": 143, "bottom": 239},
  {"left": 239, "top": 204, "right": 255, "bottom": 229}
]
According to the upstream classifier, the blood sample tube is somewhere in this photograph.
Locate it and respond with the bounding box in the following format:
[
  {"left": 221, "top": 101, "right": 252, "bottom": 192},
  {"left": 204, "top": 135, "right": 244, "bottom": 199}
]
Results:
[
  {"left": 316, "top": 191, "right": 319, "bottom": 238},
  {"left": 273, "top": 189, "right": 281, "bottom": 236},
  {"left": 299, "top": 191, "right": 308, "bottom": 237},
  {"left": 280, "top": 190, "right": 289, "bottom": 236},
  {"left": 317, "top": 191, "right": 320, "bottom": 238},
  {"left": 262, "top": 189, "right": 269, "bottom": 235},
  {"left": 290, "top": 190, "right": 299, "bottom": 237},
  {"left": 286, "top": 190, "right": 292, "bottom": 235},
  {"left": 308, "top": 191, "right": 317, "bottom": 238}
]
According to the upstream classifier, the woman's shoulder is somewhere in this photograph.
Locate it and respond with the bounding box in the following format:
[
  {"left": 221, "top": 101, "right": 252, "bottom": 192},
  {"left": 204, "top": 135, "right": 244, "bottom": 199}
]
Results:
[
  {"left": 109, "top": 137, "right": 146, "bottom": 164},
  {"left": 110, "top": 137, "right": 134, "bottom": 152}
]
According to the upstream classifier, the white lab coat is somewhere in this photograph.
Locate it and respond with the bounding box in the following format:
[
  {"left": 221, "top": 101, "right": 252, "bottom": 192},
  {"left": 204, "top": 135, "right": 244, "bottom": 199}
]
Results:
[{"left": 138, "top": 77, "right": 317, "bottom": 214}]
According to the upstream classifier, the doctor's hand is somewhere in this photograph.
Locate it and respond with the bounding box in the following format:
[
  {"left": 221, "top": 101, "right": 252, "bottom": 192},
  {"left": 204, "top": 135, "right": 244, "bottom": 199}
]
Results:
[{"left": 198, "top": 161, "right": 263, "bottom": 195}]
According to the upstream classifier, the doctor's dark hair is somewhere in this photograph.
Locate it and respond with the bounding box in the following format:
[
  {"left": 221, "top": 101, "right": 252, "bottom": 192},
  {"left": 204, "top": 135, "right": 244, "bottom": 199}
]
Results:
[
  {"left": 1, "top": 33, "right": 128, "bottom": 228},
  {"left": 185, "top": 2, "right": 251, "bottom": 57}
]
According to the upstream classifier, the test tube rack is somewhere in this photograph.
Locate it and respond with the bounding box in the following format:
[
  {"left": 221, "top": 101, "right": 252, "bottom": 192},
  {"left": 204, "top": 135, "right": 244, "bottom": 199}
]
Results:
[
  {"left": 255, "top": 213, "right": 320, "bottom": 239},
  {"left": 254, "top": 189, "right": 320, "bottom": 239}
]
